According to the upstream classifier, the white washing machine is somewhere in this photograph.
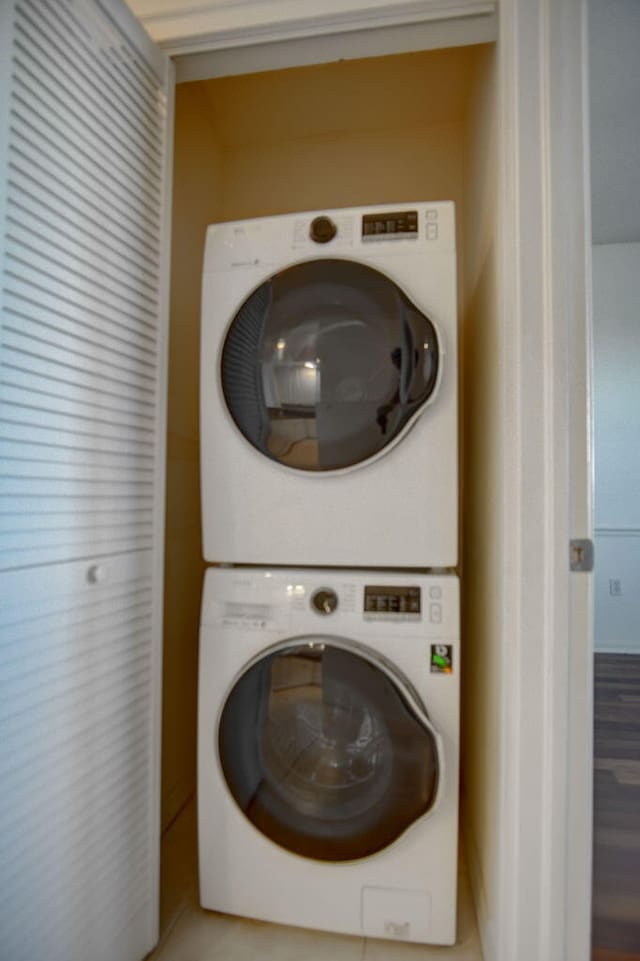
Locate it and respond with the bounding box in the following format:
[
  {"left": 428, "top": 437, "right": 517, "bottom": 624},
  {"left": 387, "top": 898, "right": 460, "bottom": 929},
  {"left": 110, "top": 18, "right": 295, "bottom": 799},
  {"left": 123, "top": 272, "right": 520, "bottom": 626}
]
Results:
[
  {"left": 200, "top": 202, "right": 458, "bottom": 568},
  {"left": 198, "top": 567, "right": 460, "bottom": 945}
]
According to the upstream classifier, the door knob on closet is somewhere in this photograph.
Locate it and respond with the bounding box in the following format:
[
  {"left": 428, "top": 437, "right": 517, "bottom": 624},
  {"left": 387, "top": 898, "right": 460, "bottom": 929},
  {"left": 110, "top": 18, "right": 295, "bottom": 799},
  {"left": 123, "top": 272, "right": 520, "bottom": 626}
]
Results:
[{"left": 86, "top": 563, "right": 107, "bottom": 585}]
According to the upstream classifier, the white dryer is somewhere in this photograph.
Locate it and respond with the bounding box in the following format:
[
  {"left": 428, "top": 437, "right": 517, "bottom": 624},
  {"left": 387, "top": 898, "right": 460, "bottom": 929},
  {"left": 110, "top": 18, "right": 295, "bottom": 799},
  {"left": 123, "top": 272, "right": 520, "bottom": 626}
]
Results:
[
  {"left": 200, "top": 202, "right": 458, "bottom": 568},
  {"left": 198, "top": 567, "right": 460, "bottom": 945}
]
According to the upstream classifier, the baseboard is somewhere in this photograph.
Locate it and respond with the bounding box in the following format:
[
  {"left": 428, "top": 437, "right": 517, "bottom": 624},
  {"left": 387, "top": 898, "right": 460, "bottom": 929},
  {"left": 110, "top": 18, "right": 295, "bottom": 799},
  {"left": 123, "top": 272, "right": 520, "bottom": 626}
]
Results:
[{"left": 594, "top": 645, "right": 640, "bottom": 656}]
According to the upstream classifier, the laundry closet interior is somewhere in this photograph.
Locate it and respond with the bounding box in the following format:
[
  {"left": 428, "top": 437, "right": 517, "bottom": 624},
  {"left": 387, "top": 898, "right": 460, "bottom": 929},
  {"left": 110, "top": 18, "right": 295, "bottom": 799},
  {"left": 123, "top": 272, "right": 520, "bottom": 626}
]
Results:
[{"left": 162, "top": 30, "right": 500, "bottom": 948}]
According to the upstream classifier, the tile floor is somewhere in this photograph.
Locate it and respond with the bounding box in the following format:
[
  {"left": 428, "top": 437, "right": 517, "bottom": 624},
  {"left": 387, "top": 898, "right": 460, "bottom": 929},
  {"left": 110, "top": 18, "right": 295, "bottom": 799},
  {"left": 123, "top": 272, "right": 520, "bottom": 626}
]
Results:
[{"left": 149, "top": 800, "right": 483, "bottom": 961}]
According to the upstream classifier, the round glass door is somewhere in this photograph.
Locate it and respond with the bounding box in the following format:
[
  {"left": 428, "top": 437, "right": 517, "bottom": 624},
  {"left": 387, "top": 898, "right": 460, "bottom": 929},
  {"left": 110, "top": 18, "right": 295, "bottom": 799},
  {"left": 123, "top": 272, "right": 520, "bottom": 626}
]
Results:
[
  {"left": 221, "top": 260, "right": 439, "bottom": 472},
  {"left": 217, "top": 638, "right": 440, "bottom": 862}
]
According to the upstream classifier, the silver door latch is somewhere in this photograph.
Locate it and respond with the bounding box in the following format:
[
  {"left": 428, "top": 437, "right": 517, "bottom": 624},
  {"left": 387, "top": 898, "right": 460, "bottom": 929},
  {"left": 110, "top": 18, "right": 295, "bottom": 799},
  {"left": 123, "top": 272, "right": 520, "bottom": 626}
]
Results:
[{"left": 570, "top": 539, "right": 594, "bottom": 572}]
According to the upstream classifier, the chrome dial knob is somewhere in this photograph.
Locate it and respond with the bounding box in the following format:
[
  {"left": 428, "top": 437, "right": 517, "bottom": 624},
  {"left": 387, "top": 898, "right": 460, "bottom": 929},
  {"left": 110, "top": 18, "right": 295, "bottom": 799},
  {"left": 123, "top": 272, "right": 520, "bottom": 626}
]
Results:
[
  {"left": 311, "top": 588, "right": 338, "bottom": 615},
  {"left": 309, "top": 216, "right": 337, "bottom": 244}
]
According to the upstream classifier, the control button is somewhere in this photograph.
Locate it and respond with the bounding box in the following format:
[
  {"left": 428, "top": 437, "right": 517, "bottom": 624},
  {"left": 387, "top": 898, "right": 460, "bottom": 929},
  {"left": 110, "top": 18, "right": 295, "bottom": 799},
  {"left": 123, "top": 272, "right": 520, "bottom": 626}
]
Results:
[
  {"left": 429, "top": 603, "right": 442, "bottom": 623},
  {"left": 312, "top": 588, "right": 339, "bottom": 615},
  {"left": 426, "top": 209, "right": 438, "bottom": 221},
  {"left": 309, "top": 216, "right": 337, "bottom": 244},
  {"left": 429, "top": 586, "right": 442, "bottom": 600},
  {"left": 426, "top": 224, "right": 438, "bottom": 241}
]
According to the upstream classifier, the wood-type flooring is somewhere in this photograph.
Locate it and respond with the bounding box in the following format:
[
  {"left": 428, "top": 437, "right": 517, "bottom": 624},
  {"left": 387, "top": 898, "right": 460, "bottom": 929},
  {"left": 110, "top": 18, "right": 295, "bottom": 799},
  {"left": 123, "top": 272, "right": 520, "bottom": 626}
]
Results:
[{"left": 592, "top": 653, "right": 640, "bottom": 961}]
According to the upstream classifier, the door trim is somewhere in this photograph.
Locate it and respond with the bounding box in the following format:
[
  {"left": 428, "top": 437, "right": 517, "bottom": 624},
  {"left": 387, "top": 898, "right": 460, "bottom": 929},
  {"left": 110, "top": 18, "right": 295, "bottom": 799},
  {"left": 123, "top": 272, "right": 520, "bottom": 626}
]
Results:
[
  {"left": 132, "top": 0, "right": 496, "bottom": 56},
  {"left": 497, "top": 0, "right": 592, "bottom": 959}
]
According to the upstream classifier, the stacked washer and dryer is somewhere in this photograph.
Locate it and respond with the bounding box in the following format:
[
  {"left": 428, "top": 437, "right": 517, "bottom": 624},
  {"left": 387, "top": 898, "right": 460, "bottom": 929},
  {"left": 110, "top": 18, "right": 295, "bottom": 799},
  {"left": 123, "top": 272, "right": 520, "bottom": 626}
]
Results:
[{"left": 197, "top": 202, "right": 460, "bottom": 945}]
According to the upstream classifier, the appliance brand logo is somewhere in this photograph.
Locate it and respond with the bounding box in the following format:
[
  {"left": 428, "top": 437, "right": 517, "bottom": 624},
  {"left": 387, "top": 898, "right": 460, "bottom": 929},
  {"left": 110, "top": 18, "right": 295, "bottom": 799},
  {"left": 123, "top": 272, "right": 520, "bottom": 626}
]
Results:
[{"left": 430, "top": 644, "right": 453, "bottom": 674}]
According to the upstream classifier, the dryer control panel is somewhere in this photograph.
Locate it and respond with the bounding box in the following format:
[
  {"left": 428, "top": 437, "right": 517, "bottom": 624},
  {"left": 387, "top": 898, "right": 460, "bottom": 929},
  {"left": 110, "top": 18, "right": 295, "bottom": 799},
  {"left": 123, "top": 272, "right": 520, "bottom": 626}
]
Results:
[{"left": 362, "top": 209, "right": 418, "bottom": 240}]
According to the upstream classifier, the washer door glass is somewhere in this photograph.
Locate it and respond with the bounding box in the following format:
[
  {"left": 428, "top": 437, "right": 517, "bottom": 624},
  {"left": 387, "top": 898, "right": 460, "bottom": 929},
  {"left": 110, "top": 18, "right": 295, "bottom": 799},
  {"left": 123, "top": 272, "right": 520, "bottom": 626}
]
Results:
[
  {"left": 218, "top": 639, "right": 440, "bottom": 861},
  {"left": 221, "top": 259, "right": 439, "bottom": 472}
]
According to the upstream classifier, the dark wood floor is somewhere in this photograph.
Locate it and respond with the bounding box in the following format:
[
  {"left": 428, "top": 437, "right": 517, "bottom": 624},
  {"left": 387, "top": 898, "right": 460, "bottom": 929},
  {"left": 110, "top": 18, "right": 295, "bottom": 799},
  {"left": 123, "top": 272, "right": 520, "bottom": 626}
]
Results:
[{"left": 592, "top": 653, "right": 640, "bottom": 960}]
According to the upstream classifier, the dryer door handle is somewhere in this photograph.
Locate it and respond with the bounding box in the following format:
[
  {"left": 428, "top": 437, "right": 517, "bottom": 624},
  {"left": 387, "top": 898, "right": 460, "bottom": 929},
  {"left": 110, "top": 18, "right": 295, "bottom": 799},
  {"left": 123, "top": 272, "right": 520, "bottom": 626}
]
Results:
[{"left": 399, "top": 308, "right": 414, "bottom": 404}]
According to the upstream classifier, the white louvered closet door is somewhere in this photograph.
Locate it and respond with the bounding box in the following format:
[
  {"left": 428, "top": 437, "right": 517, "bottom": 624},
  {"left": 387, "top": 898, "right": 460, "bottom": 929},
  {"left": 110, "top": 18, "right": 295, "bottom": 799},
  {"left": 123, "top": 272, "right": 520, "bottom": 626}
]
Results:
[{"left": 0, "top": 2, "right": 174, "bottom": 960}]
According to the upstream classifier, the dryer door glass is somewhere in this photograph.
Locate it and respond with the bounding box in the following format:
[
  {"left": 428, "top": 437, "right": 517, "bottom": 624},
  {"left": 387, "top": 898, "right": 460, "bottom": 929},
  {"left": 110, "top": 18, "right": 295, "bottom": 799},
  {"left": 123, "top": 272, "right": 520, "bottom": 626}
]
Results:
[
  {"left": 218, "top": 639, "right": 439, "bottom": 861},
  {"left": 221, "top": 260, "right": 439, "bottom": 471}
]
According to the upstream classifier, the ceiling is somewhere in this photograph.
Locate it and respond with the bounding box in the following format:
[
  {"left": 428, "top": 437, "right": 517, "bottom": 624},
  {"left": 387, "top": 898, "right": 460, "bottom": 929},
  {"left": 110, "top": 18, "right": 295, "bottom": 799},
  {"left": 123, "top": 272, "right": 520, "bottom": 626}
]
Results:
[{"left": 589, "top": 0, "right": 640, "bottom": 245}]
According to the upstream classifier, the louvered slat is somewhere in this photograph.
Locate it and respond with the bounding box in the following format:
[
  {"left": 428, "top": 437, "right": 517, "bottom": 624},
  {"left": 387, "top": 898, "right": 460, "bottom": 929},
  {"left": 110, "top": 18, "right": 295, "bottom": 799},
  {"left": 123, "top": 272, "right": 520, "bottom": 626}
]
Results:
[
  {"left": 2, "top": 357, "right": 156, "bottom": 416},
  {"left": 3, "top": 323, "right": 158, "bottom": 386},
  {"left": 1, "top": 379, "right": 157, "bottom": 423},
  {"left": 5, "top": 236, "right": 160, "bottom": 324},
  {"left": 13, "top": 12, "right": 165, "bottom": 189},
  {"left": 7, "top": 148, "right": 161, "bottom": 264},
  {"left": 0, "top": 387, "right": 155, "bottom": 433},
  {"left": 0, "top": 2, "right": 172, "bottom": 961},
  {"left": 7, "top": 174, "right": 161, "bottom": 279},
  {"left": 1, "top": 419, "right": 154, "bottom": 455},
  {"left": 50, "top": 0, "right": 167, "bottom": 145},
  {"left": 7, "top": 203, "right": 161, "bottom": 301}
]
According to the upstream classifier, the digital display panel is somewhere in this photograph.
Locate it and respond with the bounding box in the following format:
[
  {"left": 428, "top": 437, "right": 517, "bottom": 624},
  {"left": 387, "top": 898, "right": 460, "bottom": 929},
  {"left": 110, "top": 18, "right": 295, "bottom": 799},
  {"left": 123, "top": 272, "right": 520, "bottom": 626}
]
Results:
[
  {"left": 364, "top": 585, "right": 421, "bottom": 615},
  {"left": 362, "top": 210, "right": 418, "bottom": 240}
]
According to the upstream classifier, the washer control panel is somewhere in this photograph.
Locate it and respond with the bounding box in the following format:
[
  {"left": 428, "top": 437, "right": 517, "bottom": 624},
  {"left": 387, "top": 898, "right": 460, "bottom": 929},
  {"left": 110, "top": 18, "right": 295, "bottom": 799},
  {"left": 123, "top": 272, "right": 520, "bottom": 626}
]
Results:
[
  {"left": 364, "top": 584, "right": 421, "bottom": 617},
  {"left": 203, "top": 569, "right": 458, "bottom": 637}
]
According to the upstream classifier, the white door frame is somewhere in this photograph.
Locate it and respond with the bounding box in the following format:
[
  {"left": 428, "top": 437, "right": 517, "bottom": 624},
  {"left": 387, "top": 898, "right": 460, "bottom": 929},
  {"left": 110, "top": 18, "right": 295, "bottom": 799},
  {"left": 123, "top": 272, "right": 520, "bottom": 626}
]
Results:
[
  {"left": 498, "top": 0, "right": 592, "bottom": 959},
  {"left": 133, "top": 1, "right": 594, "bottom": 957}
]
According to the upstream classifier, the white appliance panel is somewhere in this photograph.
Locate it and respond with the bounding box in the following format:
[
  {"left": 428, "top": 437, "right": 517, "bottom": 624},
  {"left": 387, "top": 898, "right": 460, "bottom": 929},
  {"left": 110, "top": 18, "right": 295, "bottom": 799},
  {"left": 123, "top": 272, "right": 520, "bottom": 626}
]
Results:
[
  {"left": 198, "top": 568, "right": 460, "bottom": 945},
  {"left": 200, "top": 202, "right": 458, "bottom": 567}
]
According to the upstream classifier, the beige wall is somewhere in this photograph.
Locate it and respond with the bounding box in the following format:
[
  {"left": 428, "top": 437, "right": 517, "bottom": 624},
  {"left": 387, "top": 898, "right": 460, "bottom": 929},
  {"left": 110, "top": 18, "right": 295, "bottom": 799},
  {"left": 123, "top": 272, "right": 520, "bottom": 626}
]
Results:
[
  {"left": 203, "top": 49, "right": 474, "bottom": 223},
  {"left": 201, "top": 48, "right": 475, "bottom": 143},
  {"left": 162, "top": 83, "right": 222, "bottom": 830},
  {"left": 460, "top": 44, "right": 500, "bottom": 954},
  {"left": 218, "top": 122, "right": 463, "bottom": 223}
]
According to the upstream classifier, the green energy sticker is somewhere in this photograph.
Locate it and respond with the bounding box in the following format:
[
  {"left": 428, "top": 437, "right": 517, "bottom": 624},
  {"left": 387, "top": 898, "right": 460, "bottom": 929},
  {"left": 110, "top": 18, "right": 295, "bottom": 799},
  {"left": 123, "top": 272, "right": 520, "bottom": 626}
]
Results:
[{"left": 431, "top": 644, "right": 453, "bottom": 674}]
